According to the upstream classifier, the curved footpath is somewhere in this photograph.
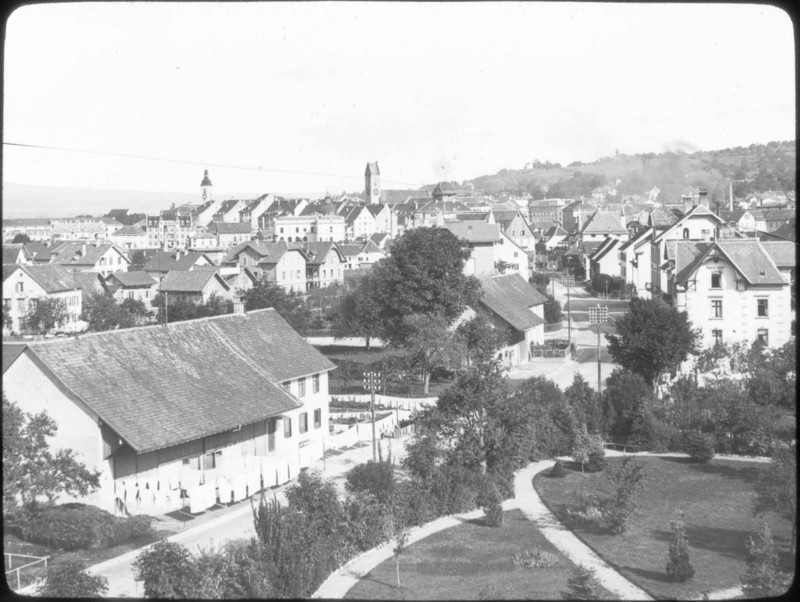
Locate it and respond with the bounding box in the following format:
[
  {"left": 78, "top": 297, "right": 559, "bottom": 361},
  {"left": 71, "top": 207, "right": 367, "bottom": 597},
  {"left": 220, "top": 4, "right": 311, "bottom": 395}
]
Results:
[{"left": 314, "top": 450, "right": 771, "bottom": 599}]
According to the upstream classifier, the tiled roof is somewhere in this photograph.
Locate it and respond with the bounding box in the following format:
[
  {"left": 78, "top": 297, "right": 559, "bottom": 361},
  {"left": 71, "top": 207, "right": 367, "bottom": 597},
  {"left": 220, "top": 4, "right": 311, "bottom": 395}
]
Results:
[
  {"left": 2, "top": 244, "right": 30, "bottom": 265},
  {"left": 23, "top": 242, "right": 51, "bottom": 261},
  {"left": 759, "top": 220, "right": 796, "bottom": 242},
  {"left": 761, "top": 241, "right": 796, "bottom": 268},
  {"left": 22, "top": 309, "right": 334, "bottom": 453},
  {"left": 337, "top": 244, "right": 362, "bottom": 258},
  {"left": 297, "top": 242, "right": 344, "bottom": 266},
  {"left": 158, "top": 270, "right": 228, "bottom": 293},
  {"left": 545, "top": 226, "right": 567, "bottom": 238},
  {"left": 370, "top": 232, "right": 389, "bottom": 245},
  {"left": 581, "top": 212, "right": 627, "bottom": 235},
  {"left": 715, "top": 240, "right": 785, "bottom": 285},
  {"left": 73, "top": 271, "right": 108, "bottom": 293},
  {"left": 455, "top": 212, "right": 490, "bottom": 222},
  {"left": 208, "top": 222, "right": 252, "bottom": 235},
  {"left": 213, "top": 200, "right": 240, "bottom": 216},
  {"left": 649, "top": 207, "right": 680, "bottom": 228},
  {"left": 581, "top": 240, "right": 605, "bottom": 256},
  {"left": 3, "top": 264, "right": 78, "bottom": 293},
  {"left": 113, "top": 226, "right": 147, "bottom": 237},
  {"left": 106, "top": 271, "right": 157, "bottom": 287},
  {"left": 618, "top": 226, "right": 652, "bottom": 251},
  {"left": 50, "top": 243, "right": 129, "bottom": 267},
  {"left": 360, "top": 240, "right": 383, "bottom": 255},
  {"left": 718, "top": 210, "right": 746, "bottom": 223},
  {"left": 2, "top": 343, "right": 26, "bottom": 373},
  {"left": 477, "top": 273, "right": 546, "bottom": 332},
  {"left": 379, "top": 189, "right": 428, "bottom": 205},
  {"left": 366, "top": 205, "right": 387, "bottom": 217},
  {"left": 672, "top": 241, "right": 710, "bottom": 283},
  {"left": 441, "top": 222, "right": 500, "bottom": 243},
  {"left": 589, "top": 236, "right": 623, "bottom": 262},
  {"left": 143, "top": 251, "right": 211, "bottom": 272},
  {"left": 416, "top": 200, "right": 472, "bottom": 214},
  {"left": 491, "top": 210, "right": 522, "bottom": 226}
]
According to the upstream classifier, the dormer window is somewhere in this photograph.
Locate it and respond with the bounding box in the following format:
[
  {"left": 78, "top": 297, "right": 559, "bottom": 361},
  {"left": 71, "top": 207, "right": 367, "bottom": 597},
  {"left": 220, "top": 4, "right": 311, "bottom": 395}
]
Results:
[{"left": 711, "top": 273, "right": 721, "bottom": 289}]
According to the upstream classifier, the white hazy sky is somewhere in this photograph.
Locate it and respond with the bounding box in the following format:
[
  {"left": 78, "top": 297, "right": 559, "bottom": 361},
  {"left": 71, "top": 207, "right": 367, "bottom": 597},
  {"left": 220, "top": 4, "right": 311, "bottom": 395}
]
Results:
[{"left": 3, "top": 2, "right": 796, "bottom": 197}]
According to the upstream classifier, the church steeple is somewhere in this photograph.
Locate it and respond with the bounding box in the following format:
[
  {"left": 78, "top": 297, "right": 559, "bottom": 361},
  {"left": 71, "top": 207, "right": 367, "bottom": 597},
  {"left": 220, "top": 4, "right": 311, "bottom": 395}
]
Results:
[
  {"left": 365, "top": 161, "right": 380, "bottom": 205},
  {"left": 200, "top": 169, "right": 213, "bottom": 201}
]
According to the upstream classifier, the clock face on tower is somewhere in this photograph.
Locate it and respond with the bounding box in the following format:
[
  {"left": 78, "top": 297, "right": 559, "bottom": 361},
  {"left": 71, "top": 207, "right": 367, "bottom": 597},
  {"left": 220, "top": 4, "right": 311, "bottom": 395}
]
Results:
[{"left": 372, "top": 188, "right": 379, "bottom": 196}]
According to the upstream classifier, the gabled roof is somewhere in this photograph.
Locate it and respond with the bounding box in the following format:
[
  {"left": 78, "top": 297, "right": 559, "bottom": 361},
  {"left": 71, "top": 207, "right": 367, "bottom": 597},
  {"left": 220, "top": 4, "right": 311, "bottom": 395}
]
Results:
[
  {"left": 760, "top": 241, "right": 796, "bottom": 268},
  {"left": 581, "top": 240, "right": 605, "bottom": 256},
  {"left": 455, "top": 212, "right": 491, "bottom": 222},
  {"left": 337, "top": 244, "right": 362, "bottom": 258},
  {"left": 441, "top": 222, "right": 500, "bottom": 244},
  {"left": 365, "top": 161, "right": 380, "bottom": 175},
  {"left": 49, "top": 243, "right": 129, "bottom": 267},
  {"left": 366, "top": 204, "right": 387, "bottom": 217},
  {"left": 158, "top": 270, "right": 229, "bottom": 293},
  {"left": 2, "top": 244, "right": 32, "bottom": 265},
  {"left": 2, "top": 264, "right": 78, "bottom": 293},
  {"left": 618, "top": 226, "right": 653, "bottom": 251},
  {"left": 379, "top": 189, "right": 428, "bottom": 205},
  {"left": 143, "top": 251, "right": 212, "bottom": 272},
  {"left": 416, "top": 200, "right": 472, "bottom": 214},
  {"left": 477, "top": 273, "right": 546, "bottom": 332},
  {"left": 674, "top": 240, "right": 786, "bottom": 286},
  {"left": 581, "top": 211, "right": 627, "bottom": 235},
  {"left": 370, "top": 232, "right": 389, "bottom": 246},
  {"left": 718, "top": 210, "right": 747, "bottom": 223},
  {"left": 106, "top": 271, "right": 157, "bottom": 288},
  {"left": 73, "top": 271, "right": 109, "bottom": 294},
  {"left": 2, "top": 343, "right": 26, "bottom": 373},
  {"left": 298, "top": 242, "right": 345, "bottom": 265},
  {"left": 360, "top": 239, "right": 383, "bottom": 255},
  {"left": 491, "top": 210, "right": 524, "bottom": 227},
  {"left": 649, "top": 207, "right": 681, "bottom": 228},
  {"left": 589, "top": 236, "right": 624, "bottom": 262},
  {"left": 18, "top": 309, "right": 334, "bottom": 453},
  {"left": 113, "top": 225, "right": 147, "bottom": 237},
  {"left": 545, "top": 225, "right": 568, "bottom": 238},
  {"left": 759, "top": 219, "right": 796, "bottom": 242},
  {"left": 212, "top": 200, "right": 241, "bottom": 217}
]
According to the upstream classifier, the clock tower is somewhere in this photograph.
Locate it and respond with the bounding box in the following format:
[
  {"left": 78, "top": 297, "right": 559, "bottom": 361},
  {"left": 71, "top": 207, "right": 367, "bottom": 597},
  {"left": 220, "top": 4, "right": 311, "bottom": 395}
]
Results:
[
  {"left": 364, "top": 161, "right": 380, "bottom": 205},
  {"left": 200, "top": 169, "right": 213, "bottom": 202}
]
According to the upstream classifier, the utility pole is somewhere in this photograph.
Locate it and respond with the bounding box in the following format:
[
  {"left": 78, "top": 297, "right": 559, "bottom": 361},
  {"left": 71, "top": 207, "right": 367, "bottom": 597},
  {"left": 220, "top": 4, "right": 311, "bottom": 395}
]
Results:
[
  {"left": 364, "top": 370, "right": 381, "bottom": 462},
  {"left": 588, "top": 305, "right": 608, "bottom": 394},
  {"left": 562, "top": 274, "right": 574, "bottom": 346}
]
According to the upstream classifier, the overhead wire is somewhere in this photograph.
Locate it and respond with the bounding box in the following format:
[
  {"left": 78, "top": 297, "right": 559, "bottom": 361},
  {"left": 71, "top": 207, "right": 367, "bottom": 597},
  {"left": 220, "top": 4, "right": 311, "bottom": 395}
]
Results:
[{"left": 2, "top": 141, "right": 425, "bottom": 187}]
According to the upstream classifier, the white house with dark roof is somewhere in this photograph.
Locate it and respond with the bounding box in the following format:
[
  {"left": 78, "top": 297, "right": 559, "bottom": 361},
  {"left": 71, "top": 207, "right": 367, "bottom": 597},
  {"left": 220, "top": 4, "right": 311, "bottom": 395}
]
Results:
[
  {"left": 48, "top": 242, "right": 130, "bottom": 277},
  {"left": 2, "top": 218, "right": 53, "bottom": 242},
  {"left": 491, "top": 210, "right": 537, "bottom": 250},
  {"left": 207, "top": 221, "right": 253, "bottom": 248},
  {"left": 1, "top": 309, "right": 336, "bottom": 516},
  {"left": 143, "top": 250, "right": 215, "bottom": 281},
  {"left": 157, "top": 270, "right": 233, "bottom": 304},
  {"left": 587, "top": 235, "right": 626, "bottom": 279},
  {"left": 475, "top": 273, "right": 547, "bottom": 366},
  {"left": 222, "top": 241, "right": 308, "bottom": 292},
  {"left": 619, "top": 226, "right": 654, "bottom": 294},
  {"left": 667, "top": 239, "right": 792, "bottom": 349},
  {"left": 442, "top": 222, "right": 528, "bottom": 277},
  {"left": 3, "top": 244, "right": 35, "bottom": 266},
  {"left": 300, "top": 242, "right": 346, "bottom": 289},
  {"left": 2, "top": 264, "right": 83, "bottom": 334},
  {"left": 108, "top": 225, "right": 149, "bottom": 250},
  {"left": 105, "top": 271, "right": 159, "bottom": 310}
]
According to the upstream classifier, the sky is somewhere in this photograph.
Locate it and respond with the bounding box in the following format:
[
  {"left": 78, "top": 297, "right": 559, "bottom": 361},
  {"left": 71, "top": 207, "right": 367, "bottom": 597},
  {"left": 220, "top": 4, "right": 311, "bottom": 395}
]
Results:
[{"left": 2, "top": 2, "right": 796, "bottom": 202}]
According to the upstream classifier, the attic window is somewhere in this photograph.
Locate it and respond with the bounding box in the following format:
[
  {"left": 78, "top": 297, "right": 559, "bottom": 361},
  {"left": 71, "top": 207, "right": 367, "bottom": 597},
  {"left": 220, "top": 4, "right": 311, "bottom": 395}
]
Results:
[{"left": 759, "top": 269, "right": 766, "bottom": 276}]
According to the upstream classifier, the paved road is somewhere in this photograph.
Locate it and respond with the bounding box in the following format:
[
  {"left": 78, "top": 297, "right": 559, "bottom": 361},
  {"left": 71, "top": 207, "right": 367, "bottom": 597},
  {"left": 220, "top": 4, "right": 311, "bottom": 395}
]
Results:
[{"left": 84, "top": 435, "right": 411, "bottom": 598}]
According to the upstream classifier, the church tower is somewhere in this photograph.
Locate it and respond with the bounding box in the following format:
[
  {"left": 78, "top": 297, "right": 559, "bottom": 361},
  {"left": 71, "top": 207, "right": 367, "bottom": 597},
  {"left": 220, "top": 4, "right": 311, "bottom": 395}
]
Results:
[
  {"left": 365, "top": 162, "right": 380, "bottom": 205},
  {"left": 200, "top": 169, "right": 213, "bottom": 202}
]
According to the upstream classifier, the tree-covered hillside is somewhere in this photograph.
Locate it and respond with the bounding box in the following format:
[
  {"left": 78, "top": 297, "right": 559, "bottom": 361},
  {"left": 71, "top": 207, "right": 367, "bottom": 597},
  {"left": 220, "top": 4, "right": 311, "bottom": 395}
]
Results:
[{"left": 465, "top": 141, "right": 795, "bottom": 203}]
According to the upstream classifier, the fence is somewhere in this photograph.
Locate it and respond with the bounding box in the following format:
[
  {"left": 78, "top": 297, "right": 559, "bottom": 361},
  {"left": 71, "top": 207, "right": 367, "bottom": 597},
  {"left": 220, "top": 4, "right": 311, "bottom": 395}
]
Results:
[
  {"left": 5, "top": 553, "right": 48, "bottom": 591},
  {"left": 330, "top": 394, "right": 437, "bottom": 413},
  {"left": 530, "top": 346, "right": 570, "bottom": 359}
]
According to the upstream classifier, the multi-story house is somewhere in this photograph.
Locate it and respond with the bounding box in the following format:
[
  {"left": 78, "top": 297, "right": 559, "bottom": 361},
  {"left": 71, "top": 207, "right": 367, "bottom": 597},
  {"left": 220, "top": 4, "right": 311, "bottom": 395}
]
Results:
[
  {"left": 442, "top": 222, "right": 528, "bottom": 278},
  {"left": 158, "top": 270, "right": 233, "bottom": 305},
  {"left": 51, "top": 218, "right": 108, "bottom": 242},
  {"left": 587, "top": 236, "right": 627, "bottom": 279},
  {"left": 668, "top": 239, "right": 792, "bottom": 349},
  {"left": 1, "top": 309, "right": 336, "bottom": 516},
  {"left": 145, "top": 211, "right": 195, "bottom": 250},
  {"left": 105, "top": 271, "right": 160, "bottom": 312},
  {"left": 3, "top": 244, "right": 35, "bottom": 265},
  {"left": 344, "top": 206, "right": 378, "bottom": 241},
  {"left": 266, "top": 214, "right": 346, "bottom": 243},
  {"left": 211, "top": 199, "right": 247, "bottom": 224},
  {"left": 207, "top": 222, "right": 253, "bottom": 248},
  {"left": 529, "top": 198, "right": 571, "bottom": 230},
  {"left": 193, "top": 199, "right": 225, "bottom": 229},
  {"left": 301, "top": 242, "right": 346, "bottom": 289},
  {"left": 48, "top": 242, "right": 130, "bottom": 277},
  {"left": 2, "top": 218, "right": 53, "bottom": 242},
  {"left": 2, "top": 264, "right": 83, "bottom": 334},
  {"left": 492, "top": 210, "right": 537, "bottom": 250},
  {"left": 256, "top": 199, "right": 310, "bottom": 232},
  {"left": 618, "top": 226, "right": 654, "bottom": 294},
  {"left": 142, "top": 250, "right": 216, "bottom": 282},
  {"left": 108, "top": 226, "right": 149, "bottom": 250},
  {"left": 222, "top": 241, "right": 308, "bottom": 293},
  {"left": 238, "top": 194, "right": 275, "bottom": 231},
  {"left": 366, "top": 204, "right": 397, "bottom": 238}
]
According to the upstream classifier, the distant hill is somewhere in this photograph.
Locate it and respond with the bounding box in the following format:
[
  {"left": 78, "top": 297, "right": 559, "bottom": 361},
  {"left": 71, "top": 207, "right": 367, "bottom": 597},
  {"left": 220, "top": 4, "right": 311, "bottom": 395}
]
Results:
[{"left": 464, "top": 140, "right": 796, "bottom": 203}]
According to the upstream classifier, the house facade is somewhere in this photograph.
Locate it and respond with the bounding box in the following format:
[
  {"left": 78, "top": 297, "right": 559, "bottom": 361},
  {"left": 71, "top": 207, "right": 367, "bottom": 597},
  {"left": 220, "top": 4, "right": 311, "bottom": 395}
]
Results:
[
  {"left": 442, "top": 222, "right": 528, "bottom": 277},
  {"left": 158, "top": 270, "right": 233, "bottom": 304},
  {"left": 105, "top": 271, "right": 160, "bottom": 311},
  {"left": 2, "top": 264, "right": 83, "bottom": 334},
  {"left": 1, "top": 309, "right": 336, "bottom": 516},
  {"left": 48, "top": 242, "right": 130, "bottom": 277},
  {"left": 303, "top": 242, "right": 346, "bottom": 289}
]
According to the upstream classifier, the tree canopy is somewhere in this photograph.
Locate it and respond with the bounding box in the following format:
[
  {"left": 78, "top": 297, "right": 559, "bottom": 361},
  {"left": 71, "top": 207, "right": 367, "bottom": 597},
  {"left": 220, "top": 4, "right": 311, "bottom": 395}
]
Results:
[
  {"left": 21, "top": 297, "right": 68, "bottom": 334},
  {"left": 236, "top": 277, "right": 311, "bottom": 332},
  {"left": 3, "top": 393, "right": 100, "bottom": 522},
  {"left": 606, "top": 298, "right": 701, "bottom": 390},
  {"left": 82, "top": 291, "right": 148, "bottom": 331},
  {"left": 368, "top": 228, "right": 481, "bottom": 344}
]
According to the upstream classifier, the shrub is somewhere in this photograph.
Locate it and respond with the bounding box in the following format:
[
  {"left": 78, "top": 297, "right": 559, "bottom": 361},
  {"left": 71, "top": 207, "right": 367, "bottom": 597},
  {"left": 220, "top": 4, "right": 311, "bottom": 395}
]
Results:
[
  {"left": 345, "top": 460, "right": 395, "bottom": 503},
  {"left": 586, "top": 438, "right": 606, "bottom": 473},
  {"left": 36, "top": 561, "right": 109, "bottom": 598},
  {"left": 549, "top": 459, "right": 567, "bottom": 478},
  {"left": 598, "top": 456, "right": 647, "bottom": 535},
  {"left": 133, "top": 540, "right": 197, "bottom": 599},
  {"left": 479, "top": 481, "right": 504, "bottom": 527},
  {"left": 562, "top": 564, "right": 600, "bottom": 600},
  {"left": 740, "top": 523, "right": 792, "bottom": 598},
  {"left": 486, "top": 471, "right": 514, "bottom": 501},
  {"left": 665, "top": 514, "right": 695, "bottom": 582},
  {"left": 20, "top": 503, "right": 151, "bottom": 550},
  {"left": 686, "top": 432, "right": 716, "bottom": 463},
  {"left": 512, "top": 547, "right": 558, "bottom": 569}
]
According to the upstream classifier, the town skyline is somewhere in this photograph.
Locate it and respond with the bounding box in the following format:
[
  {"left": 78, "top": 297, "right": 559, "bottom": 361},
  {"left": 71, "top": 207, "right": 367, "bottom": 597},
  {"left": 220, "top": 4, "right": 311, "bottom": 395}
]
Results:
[{"left": 3, "top": 3, "right": 795, "bottom": 202}]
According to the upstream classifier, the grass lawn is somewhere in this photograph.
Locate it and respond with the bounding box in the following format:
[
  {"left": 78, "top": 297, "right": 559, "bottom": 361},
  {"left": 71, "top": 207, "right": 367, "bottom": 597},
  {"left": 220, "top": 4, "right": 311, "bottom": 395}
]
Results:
[
  {"left": 534, "top": 456, "right": 795, "bottom": 600},
  {"left": 3, "top": 519, "right": 176, "bottom": 591},
  {"left": 345, "top": 509, "right": 613, "bottom": 600}
]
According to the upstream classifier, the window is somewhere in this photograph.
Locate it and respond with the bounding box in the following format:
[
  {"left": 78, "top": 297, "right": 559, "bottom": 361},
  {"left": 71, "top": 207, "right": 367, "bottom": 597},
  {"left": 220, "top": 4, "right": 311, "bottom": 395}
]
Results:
[
  {"left": 284, "top": 417, "right": 292, "bottom": 438},
  {"left": 711, "top": 299, "right": 723, "bottom": 319},
  {"left": 313, "top": 374, "right": 320, "bottom": 393},
  {"left": 300, "top": 412, "right": 308, "bottom": 433},
  {"left": 710, "top": 273, "right": 721, "bottom": 289},
  {"left": 757, "top": 299, "right": 768, "bottom": 317},
  {"left": 712, "top": 329, "right": 723, "bottom": 346},
  {"left": 683, "top": 228, "right": 690, "bottom": 239},
  {"left": 298, "top": 378, "right": 306, "bottom": 397},
  {"left": 701, "top": 229, "right": 710, "bottom": 241},
  {"left": 15, "top": 282, "right": 23, "bottom": 293},
  {"left": 2, "top": 299, "right": 10, "bottom": 310},
  {"left": 16, "top": 299, "right": 25, "bottom": 313},
  {"left": 314, "top": 408, "right": 321, "bottom": 428},
  {"left": 757, "top": 329, "right": 769, "bottom": 346}
]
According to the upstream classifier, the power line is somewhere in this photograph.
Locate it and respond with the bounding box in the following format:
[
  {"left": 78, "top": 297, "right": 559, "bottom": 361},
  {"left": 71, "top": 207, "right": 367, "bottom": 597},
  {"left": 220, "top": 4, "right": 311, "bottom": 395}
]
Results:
[{"left": 2, "top": 141, "right": 424, "bottom": 187}]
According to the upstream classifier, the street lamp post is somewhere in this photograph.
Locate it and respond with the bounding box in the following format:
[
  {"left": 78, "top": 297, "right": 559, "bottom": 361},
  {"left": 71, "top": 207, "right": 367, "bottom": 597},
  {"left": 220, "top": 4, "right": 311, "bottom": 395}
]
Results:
[
  {"left": 588, "top": 305, "right": 608, "bottom": 395},
  {"left": 363, "top": 370, "right": 381, "bottom": 462}
]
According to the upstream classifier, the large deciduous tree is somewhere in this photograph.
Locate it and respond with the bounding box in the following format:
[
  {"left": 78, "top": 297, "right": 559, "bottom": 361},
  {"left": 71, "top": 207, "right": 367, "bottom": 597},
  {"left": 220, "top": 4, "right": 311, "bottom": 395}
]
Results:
[
  {"left": 606, "top": 298, "right": 701, "bottom": 391},
  {"left": 329, "top": 271, "right": 383, "bottom": 349},
  {"left": 82, "top": 291, "right": 148, "bottom": 331},
  {"left": 401, "top": 313, "right": 460, "bottom": 394},
  {"left": 454, "top": 312, "right": 506, "bottom": 368},
  {"left": 236, "top": 277, "right": 310, "bottom": 332},
  {"left": 21, "top": 297, "right": 68, "bottom": 334},
  {"left": 2, "top": 393, "right": 100, "bottom": 522},
  {"left": 369, "top": 228, "right": 481, "bottom": 344}
]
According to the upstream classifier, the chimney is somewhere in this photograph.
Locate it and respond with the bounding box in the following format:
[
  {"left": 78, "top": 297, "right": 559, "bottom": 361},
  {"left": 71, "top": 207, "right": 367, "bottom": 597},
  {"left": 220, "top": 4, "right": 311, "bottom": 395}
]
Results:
[
  {"left": 698, "top": 188, "right": 708, "bottom": 207},
  {"left": 80, "top": 243, "right": 87, "bottom": 257},
  {"left": 233, "top": 301, "right": 246, "bottom": 314},
  {"left": 729, "top": 182, "right": 734, "bottom": 211}
]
